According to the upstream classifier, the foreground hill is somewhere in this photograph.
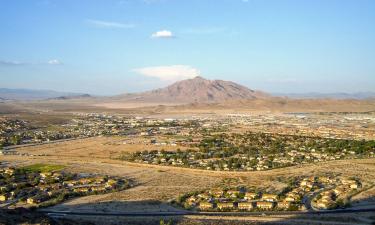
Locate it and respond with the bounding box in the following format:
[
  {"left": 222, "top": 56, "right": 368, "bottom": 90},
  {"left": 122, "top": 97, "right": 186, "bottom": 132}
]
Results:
[{"left": 115, "top": 76, "right": 269, "bottom": 104}]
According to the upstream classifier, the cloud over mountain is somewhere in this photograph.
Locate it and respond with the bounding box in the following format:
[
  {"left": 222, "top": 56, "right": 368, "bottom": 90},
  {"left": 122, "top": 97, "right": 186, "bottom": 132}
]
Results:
[
  {"left": 151, "top": 30, "right": 174, "bottom": 38},
  {"left": 132, "top": 65, "right": 200, "bottom": 82}
]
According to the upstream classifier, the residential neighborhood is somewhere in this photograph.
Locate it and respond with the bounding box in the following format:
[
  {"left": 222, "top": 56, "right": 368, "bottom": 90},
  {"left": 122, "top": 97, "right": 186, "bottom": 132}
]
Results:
[
  {"left": 0, "top": 164, "right": 131, "bottom": 208},
  {"left": 178, "top": 175, "right": 363, "bottom": 212},
  {"left": 121, "top": 132, "right": 375, "bottom": 171}
]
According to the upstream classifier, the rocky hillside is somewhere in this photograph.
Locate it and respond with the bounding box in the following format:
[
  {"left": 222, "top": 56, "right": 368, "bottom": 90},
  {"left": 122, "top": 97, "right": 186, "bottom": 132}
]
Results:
[{"left": 118, "top": 76, "right": 269, "bottom": 103}]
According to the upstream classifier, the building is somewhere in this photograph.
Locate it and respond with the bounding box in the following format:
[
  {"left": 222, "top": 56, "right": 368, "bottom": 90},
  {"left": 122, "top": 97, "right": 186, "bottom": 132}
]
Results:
[
  {"left": 26, "top": 195, "right": 48, "bottom": 204},
  {"left": 350, "top": 183, "right": 360, "bottom": 189},
  {"left": 277, "top": 201, "right": 291, "bottom": 209},
  {"left": 244, "top": 192, "right": 258, "bottom": 200},
  {"left": 262, "top": 194, "right": 278, "bottom": 202},
  {"left": 4, "top": 168, "right": 15, "bottom": 175},
  {"left": 73, "top": 187, "right": 90, "bottom": 193},
  {"left": 210, "top": 189, "right": 224, "bottom": 197},
  {"left": 227, "top": 190, "right": 240, "bottom": 197},
  {"left": 217, "top": 202, "right": 235, "bottom": 210},
  {"left": 256, "top": 201, "right": 274, "bottom": 209},
  {"left": 0, "top": 194, "right": 8, "bottom": 202},
  {"left": 238, "top": 202, "right": 254, "bottom": 210},
  {"left": 317, "top": 199, "right": 335, "bottom": 209},
  {"left": 199, "top": 202, "right": 213, "bottom": 210}
]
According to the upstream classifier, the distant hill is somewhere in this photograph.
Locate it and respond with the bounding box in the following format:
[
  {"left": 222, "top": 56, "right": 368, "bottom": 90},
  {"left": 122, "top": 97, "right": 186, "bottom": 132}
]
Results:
[
  {"left": 0, "top": 88, "right": 89, "bottom": 101},
  {"left": 115, "top": 76, "right": 269, "bottom": 103},
  {"left": 274, "top": 92, "right": 375, "bottom": 100},
  {"left": 49, "top": 94, "right": 92, "bottom": 100}
]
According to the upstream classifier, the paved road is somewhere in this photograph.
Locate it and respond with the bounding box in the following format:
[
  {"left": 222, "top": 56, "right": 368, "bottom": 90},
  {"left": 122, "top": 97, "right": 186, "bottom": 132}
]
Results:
[
  {"left": 39, "top": 207, "right": 375, "bottom": 218},
  {"left": 3, "top": 136, "right": 91, "bottom": 151}
]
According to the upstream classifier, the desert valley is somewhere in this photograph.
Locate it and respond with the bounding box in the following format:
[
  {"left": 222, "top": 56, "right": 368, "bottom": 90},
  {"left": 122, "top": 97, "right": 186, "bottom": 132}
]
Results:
[{"left": 1, "top": 77, "right": 375, "bottom": 225}]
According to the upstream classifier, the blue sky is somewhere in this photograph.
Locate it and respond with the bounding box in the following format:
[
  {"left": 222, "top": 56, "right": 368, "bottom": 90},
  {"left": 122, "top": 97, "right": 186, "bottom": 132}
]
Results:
[{"left": 0, "top": 0, "right": 374, "bottom": 95}]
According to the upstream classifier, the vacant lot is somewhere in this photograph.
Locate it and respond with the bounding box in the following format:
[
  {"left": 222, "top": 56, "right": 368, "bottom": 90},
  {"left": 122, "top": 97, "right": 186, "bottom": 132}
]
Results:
[{"left": 13, "top": 136, "right": 189, "bottom": 159}]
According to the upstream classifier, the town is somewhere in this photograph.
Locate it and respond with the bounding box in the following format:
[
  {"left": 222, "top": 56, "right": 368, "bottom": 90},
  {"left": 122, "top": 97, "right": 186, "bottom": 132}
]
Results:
[{"left": 1, "top": 111, "right": 375, "bottom": 151}]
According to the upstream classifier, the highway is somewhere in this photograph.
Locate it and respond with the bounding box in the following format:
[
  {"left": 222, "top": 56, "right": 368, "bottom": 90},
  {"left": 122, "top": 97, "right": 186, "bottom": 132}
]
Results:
[{"left": 39, "top": 207, "right": 375, "bottom": 218}]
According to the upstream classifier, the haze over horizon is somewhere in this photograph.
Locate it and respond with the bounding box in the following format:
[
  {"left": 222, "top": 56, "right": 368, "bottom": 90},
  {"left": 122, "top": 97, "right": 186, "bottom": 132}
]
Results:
[{"left": 1, "top": 0, "right": 374, "bottom": 95}]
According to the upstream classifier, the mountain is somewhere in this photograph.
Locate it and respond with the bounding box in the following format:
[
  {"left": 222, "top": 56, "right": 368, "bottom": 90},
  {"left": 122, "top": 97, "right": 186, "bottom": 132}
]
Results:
[
  {"left": 0, "top": 88, "right": 89, "bottom": 101},
  {"left": 49, "top": 94, "right": 92, "bottom": 100},
  {"left": 116, "top": 76, "right": 269, "bottom": 103},
  {"left": 274, "top": 92, "right": 375, "bottom": 100}
]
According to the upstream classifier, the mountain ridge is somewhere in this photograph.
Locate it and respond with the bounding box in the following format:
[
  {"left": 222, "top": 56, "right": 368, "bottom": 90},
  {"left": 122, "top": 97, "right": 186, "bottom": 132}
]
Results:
[{"left": 0, "top": 88, "right": 89, "bottom": 101}]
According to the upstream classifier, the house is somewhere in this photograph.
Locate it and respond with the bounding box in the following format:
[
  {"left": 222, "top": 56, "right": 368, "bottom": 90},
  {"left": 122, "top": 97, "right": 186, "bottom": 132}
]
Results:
[
  {"left": 4, "top": 168, "right": 15, "bottom": 175},
  {"left": 91, "top": 186, "right": 107, "bottom": 192},
  {"left": 333, "top": 186, "right": 346, "bottom": 195},
  {"left": 217, "top": 202, "right": 235, "bottom": 210},
  {"left": 210, "top": 189, "right": 224, "bottom": 197},
  {"left": 350, "top": 183, "right": 360, "bottom": 189},
  {"left": 199, "top": 202, "right": 213, "bottom": 210},
  {"left": 198, "top": 192, "right": 210, "bottom": 199},
  {"left": 95, "top": 177, "right": 106, "bottom": 184},
  {"left": 105, "top": 179, "right": 118, "bottom": 188},
  {"left": 63, "top": 180, "right": 78, "bottom": 187},
  {"left": 285, "top": 195, "right": 298, "bottom": 203},
  {"left": 73, "top": 187, "right": 90, "bottom": 193},
  {"left": 187, "top": 196, "right": 198, "bottom": 205},
  {"left": 317, "top": 199, "right": 335, "bottom": 209},
  {"left": 0, "top": 186, "right": 10, "bottom": 192},
  {"left": 227, "top": 190, "right": 240, "bottom": 197},
  {"left": 238, "top": 202, "right": 254, "bottom": 210},
  {"left": 300, "top": 180, "right": 315, "bottom": 188},
  {"left": 78, "top": 178, "right": 93, "bottom": 185},
  {"left": 341, "top": 178, "right": 356, "bottom": 185},
  {"left": 244, "top": 192, "right": 258, "bottom": 200},
  {"left": 277, "top": 201, "right": 291, "bottom": 209},
  {"left": 321, "top": 191, "right": 335, "bottom": 200},
  {"left": 26, "top": 194, "right": 49, "bottom": 204},
  {"left": 262, "top": 194, "right": 278, "bottom": 202},
  {"left": 256, "top": 201, "right": 274, "bottom": 209},
  {"left": 40, "top": 172, "right": 52, "bottom": 179},
  {"left": 0, "top": 194, "right": 8, "bottom": 202}
]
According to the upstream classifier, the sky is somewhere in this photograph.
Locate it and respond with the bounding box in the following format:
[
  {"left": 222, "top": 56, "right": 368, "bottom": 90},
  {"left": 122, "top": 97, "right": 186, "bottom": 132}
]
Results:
[{"left": 0, "top": 0, "right": 374, "bottom": 95}]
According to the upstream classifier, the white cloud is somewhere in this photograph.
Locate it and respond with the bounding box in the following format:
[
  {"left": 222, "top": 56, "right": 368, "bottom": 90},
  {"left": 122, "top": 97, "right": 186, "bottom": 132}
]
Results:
[
  {"left": 47, "top": 59, "right": 62, "bottom": 65},
  {"left": 86, "top": 19, "right": 135, "bottom": 29},
  {"left": 132, "top": 65, "right": 200, "bottom": 81},
  {"left": 0, "top": 59, "right": 63, "bottom": 66},
  {"left": 151, "top": 30, "right": 174, "bottom": 38},
  {"left": 0, "top": 60, "right": 25, "bottom": 66}
]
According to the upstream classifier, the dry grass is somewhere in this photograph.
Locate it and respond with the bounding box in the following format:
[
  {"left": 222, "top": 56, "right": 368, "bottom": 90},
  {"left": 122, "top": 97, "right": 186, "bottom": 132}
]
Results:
[{"left": 14, "top": 136, "right": 189, "bottom": 159}]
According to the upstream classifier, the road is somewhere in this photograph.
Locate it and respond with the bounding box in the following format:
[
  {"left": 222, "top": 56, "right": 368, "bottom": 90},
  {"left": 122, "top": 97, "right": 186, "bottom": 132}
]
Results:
[
  {"left": 303, "top": 186, "right": 334, "bottom": 211},
  {"left": 39, "top": 207, "right": 375, "bottom": 218},
  {"left": 3, "top": 136, "right": 91, "bottom": 151}
]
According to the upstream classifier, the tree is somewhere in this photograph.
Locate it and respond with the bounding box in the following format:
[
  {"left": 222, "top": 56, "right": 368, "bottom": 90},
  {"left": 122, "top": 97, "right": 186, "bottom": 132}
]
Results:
[{"left": 10, "top": 135, "right": 21, "bottom": 145}]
